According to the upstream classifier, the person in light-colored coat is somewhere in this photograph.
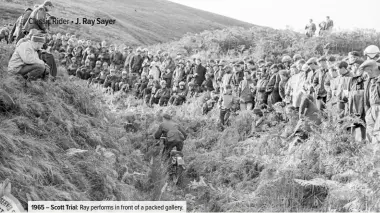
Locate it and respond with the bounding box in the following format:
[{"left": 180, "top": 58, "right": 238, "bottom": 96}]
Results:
[{"left": 8, "top": 35, "right": 49, "bottom": 80}]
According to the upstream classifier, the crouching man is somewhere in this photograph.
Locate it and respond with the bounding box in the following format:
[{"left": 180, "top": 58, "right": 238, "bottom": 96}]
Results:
[{"left": 8, "top": 35, "right": 50, "bottom": 81}]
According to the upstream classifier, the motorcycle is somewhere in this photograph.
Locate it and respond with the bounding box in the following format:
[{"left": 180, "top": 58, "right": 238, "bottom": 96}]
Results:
[
  {"left": 156, "top": 136, "right": 186, "bottom": 185},
  {"left": 168, "top": 149, "right": 185, "bottom": 185}
]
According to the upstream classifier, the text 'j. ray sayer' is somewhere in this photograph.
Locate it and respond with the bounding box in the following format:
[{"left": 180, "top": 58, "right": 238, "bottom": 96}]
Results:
[{"left": 74, "top": 18, "right": 116, "bottom": 26}]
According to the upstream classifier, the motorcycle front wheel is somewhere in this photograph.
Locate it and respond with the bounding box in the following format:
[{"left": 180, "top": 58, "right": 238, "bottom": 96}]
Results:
[{"left": 174, "top": 166, "right": 185, "bottom": 186}]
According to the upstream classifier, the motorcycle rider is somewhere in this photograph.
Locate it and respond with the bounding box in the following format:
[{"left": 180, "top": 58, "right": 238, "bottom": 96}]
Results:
[{"left": 153, "top": 113, "right": 187, "bottom": 160}]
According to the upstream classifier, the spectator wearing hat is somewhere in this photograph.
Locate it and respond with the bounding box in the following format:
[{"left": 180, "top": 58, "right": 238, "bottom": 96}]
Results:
[
  {"left": 238, "top": 70, "right": 255, "bottom": 110},
  {"left": 327, "top": 61, "right": 353, "bottom": 119},
  {"left": 129, "top": 48, "right": 144, "bottom": 75},
  {"left": 15, "top": 29, "right": 40, "bottom": 48},
  {"left": 303, "top": 57, "right": 318, "bottom": 94},
  {"left": 266, "top": 64, "right": 282, "bottom": 107},
  {"left": 312, "top": 56, "right": 329, "bottom": 110},
  {"left": 355, "top": 60, "right": 380, "bottom": 143},
  {"left": 193, "top": 58, "right": 207, "bottom": 88},
  {"left": 23, "top": 0, "right": 54, "bottom": 38},
  {"left": 350, "top": 58, "right": 364, "bottom": 76},
  {"left": 8, "top": 34, "right": 50, "bottom": 81}
]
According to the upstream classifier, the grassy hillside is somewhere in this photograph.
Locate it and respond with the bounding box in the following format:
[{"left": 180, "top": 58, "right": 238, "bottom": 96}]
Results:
[{"left": 0, "top": 0, "right": 253, "bottom": 45}]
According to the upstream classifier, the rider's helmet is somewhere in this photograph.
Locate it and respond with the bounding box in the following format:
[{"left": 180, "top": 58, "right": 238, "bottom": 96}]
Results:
[
  {"left": 364, "top": 45, "right": 380, "bottom": 59},
  {"left": 179, "top": 81, "right": 186, "bottom": 87}
]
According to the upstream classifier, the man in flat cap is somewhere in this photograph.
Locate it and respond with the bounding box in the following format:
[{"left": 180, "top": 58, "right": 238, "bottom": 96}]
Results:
[
  {"left": 357, "top": 60, "right": 380, "bottom": 143},
  {"left": 23, "top": 0, "right": 54, "bottom": 36},
  {"left": 8, "top": 34, "right": 50, "bottom": 81}
]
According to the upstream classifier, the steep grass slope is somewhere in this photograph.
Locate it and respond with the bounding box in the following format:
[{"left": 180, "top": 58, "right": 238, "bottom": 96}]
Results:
[
  {"left": 0, "top": 43, "right": 160, "bottom": 209},
  {"left": 0, "top": 0, "right": 253, "bottom": 45}
]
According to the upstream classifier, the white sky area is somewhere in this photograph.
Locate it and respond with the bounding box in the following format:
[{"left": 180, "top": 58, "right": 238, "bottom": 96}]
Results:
[{"left": 169, "top": 0, "right": 380, "bottom": 31}]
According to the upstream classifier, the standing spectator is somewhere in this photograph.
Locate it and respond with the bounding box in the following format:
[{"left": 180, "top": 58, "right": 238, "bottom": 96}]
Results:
[
  {"left": 129, "top": 48, "right": 144, "bottom": 74},
  {"left": 9, "top": 8, "right": 33, "bottom": 43},
  {"left": 23, "top": 1, "right": 54, "bottom": 35},
  {"left": 149, "top": 56, "right": 161, "bottom": 81},
  {"left": 238, "top": 70, "right": 255, "bottom": 110},
  {"left": 193, "top": 58, "right": 207, "bottom": 88},
  {"left": 266, "top": 64, "right": 282, "bottom": 107},
  {"left": 325, "top": 16, "right": 334, "bottom": 31},
  {"left": 312, "top": 56, "right": 330, "bottom": 110},
  {"left": 110, "top": 45, "right": 124, "bottom": 71},
  {"left": 305, "top": 19, "right": 316, "bottom": 38}
]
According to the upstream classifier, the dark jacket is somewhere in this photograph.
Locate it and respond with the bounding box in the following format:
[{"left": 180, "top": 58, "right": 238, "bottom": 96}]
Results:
[
  {"left": 40, "top": 51, "right": 57, "bottom": 77},
  {"left": 266, "top": 73, "right": 282, "bottom": 106},
  {"left": 23, "top": 6, "right": 48, "bottom": 33},
  {"left": 312, "top": 68, "right": 329, "bottom": 98},
  {"left": 194, "top": 64, "right": 206, "bottom": 86},
  {"left": 110, "top": 51, "right": 123, "bottom": 65},
  {"left": 162, "top": 71, "right": 173, "bottom": 88},
  {"left": 155, "top": 87, "right": 171, "bottom": 99},
  {"left": 201, "top": 78, "right": 214, "bottom": 91},
  {"left": 129, "top": 54, "right": 143, "bottom": 73},
  {"left": 154, "top": 120, "right": 187, "bottom": 143},
  {"left": 232, "top": 71, "right": 244, "bottom": 86}
]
